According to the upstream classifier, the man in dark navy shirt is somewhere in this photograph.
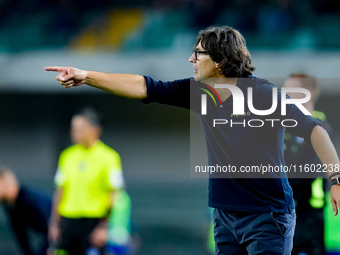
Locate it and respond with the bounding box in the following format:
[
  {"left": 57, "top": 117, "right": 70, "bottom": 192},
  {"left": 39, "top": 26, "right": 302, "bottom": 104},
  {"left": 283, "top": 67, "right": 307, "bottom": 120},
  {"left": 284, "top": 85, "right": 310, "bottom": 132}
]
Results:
[
  {"left": 45, "top": 26, "right": 340, "bottom": 255},
  {"left": 0, "top": 167, "right": 51, "bottom": 255}
]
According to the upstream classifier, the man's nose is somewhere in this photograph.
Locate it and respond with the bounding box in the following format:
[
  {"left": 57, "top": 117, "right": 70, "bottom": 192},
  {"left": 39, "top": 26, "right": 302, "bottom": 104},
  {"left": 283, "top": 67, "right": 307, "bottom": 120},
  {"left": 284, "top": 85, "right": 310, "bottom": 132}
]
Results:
[{"left": 189, "top": 53, "right": 196, "bottom": 63}]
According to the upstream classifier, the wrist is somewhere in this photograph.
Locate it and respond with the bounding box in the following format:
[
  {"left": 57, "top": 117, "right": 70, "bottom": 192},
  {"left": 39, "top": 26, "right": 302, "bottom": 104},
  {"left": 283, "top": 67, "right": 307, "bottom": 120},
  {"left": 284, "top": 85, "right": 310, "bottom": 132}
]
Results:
[
  {"left": 97, "top": 219, "right": 108, "bottom": 229},
  {"left": 330, "top": 177, "right": 340, "bottom": 186},
  {"left": 49, "top": 219, "right": 59, "bottom": 227},
  {"left": 329, "top": 172, "right": 340, "bottom": 180},
  {"left": 83, "top": 70, "right": 91, "bottom": 84}
]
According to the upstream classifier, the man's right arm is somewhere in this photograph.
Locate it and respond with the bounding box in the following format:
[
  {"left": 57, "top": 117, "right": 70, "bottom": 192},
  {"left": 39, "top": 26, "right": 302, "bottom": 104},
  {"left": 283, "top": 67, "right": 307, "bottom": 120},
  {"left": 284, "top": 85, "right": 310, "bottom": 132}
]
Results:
[{"left": 44, "top": 66, "right": 147, "bottom": 99}]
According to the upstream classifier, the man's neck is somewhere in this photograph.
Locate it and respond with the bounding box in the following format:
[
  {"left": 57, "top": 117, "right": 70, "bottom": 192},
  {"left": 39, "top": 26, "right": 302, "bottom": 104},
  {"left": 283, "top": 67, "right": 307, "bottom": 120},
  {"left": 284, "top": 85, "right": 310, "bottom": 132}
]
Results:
[
  {"left": 206, "top": 77, "right": 238, "bottom": 102},
  {"left": 202, "top": 77, "right": 238, "bottom": 88},
  {"left": 80, "top": 139, "right": 98, "bottom": 149}
]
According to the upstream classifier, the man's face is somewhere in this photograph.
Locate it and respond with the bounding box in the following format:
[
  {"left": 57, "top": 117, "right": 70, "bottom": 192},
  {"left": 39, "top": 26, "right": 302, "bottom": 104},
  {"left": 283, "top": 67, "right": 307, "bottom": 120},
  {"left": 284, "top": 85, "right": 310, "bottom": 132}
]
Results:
[
  {"left": 70, "top": 116, "right": 98, "bottom": 146},
  {"left": 189, "top": 42, "right": 220, "bottom": 81}
]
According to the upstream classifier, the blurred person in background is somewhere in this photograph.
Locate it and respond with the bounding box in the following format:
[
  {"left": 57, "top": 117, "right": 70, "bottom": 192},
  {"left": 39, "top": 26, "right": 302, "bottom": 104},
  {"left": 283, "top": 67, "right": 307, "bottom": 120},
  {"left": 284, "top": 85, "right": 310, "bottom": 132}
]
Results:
[
  {"left": 48, "top": 107, "right": 125, "bottom": 255},
  {"left": 45, "top": 26, "right": 340, "bottom": 255},
  {"left": 0, "top": 166, "right": 51, "bottom": 255},
  {"left": 283, "top": 73, "right": 331, "bottom": 255}
]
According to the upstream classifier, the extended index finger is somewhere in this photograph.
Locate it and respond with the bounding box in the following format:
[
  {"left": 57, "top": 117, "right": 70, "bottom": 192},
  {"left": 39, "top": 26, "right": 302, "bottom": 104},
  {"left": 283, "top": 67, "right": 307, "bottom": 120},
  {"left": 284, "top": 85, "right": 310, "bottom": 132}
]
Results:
[{"left": 44, "top": 66, "right": 66, "bottom": 73}]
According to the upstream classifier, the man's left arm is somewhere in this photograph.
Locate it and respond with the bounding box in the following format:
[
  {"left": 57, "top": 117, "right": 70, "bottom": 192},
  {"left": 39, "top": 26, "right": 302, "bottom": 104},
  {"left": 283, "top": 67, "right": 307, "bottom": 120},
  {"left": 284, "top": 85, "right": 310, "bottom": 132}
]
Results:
[{"left": 311, "top": 125, "right": 340, "bottom": 215}]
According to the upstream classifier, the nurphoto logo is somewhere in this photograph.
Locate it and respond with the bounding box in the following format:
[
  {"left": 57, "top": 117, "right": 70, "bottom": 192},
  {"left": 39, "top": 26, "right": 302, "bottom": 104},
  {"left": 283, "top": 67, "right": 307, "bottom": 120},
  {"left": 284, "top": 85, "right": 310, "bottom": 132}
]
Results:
[
  {"left": 201, "top": 84, "right": 311, "bottom": 116},
  {"left": 200, "top": 84, "right": 312, "bottom": 128}
]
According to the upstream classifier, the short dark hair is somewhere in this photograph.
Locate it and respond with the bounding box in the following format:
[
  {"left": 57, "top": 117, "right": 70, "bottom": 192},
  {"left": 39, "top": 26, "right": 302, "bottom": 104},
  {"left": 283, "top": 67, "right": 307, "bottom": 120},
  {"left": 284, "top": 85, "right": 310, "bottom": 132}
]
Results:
[
  {"left": 196, "top": 26, "right": 255, "bottom": 77},
  {"left": 73, "top": 106, "right": 102, "bottom": 127}
]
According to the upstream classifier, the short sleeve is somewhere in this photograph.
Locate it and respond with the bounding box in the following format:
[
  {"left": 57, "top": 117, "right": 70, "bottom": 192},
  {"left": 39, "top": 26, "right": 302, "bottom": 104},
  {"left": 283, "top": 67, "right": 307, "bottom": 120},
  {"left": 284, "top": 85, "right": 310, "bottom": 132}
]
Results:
[
  {"left": 109, "top": 170, "right": 124, "bottom": 190},
  {"left": 279, "top": 90, "right": 322, "bottom": 143},
  {"left": 55, "top": 151, "right": 68, "bottom": 188},
  {"left": 250, "top": 83, "right": 322, "bottom": 143},
  {"left": 54, "top": 167, "right": 66, "bottom": 188},
  {"left": 104, "top": 152, "right": 124, "bottom": 190}
]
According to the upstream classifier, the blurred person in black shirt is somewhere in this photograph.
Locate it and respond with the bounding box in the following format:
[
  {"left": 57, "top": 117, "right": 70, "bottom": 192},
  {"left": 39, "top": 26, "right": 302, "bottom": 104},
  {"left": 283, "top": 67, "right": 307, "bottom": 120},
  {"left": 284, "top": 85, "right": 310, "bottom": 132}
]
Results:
[
  {"left": 283, "top": 73, "right": 331, "bottom": 255},
  {"left": 0, "top": 166, "right": 52, "bottom": 255}
]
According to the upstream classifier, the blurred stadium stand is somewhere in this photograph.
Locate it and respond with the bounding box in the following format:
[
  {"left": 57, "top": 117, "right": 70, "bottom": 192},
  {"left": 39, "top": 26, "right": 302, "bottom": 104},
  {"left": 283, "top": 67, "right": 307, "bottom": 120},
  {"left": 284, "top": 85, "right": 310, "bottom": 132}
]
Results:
[
  {"left": 1, "top": 0, "right": 340, "bottom": 254},
  {"left": 1, "top": 0, "right": 340, "bottom": 52}
]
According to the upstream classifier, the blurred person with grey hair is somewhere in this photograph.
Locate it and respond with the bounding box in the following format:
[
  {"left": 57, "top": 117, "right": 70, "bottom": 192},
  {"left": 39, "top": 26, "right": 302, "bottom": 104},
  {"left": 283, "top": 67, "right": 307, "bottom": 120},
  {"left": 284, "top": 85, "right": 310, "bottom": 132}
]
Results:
[
  {"left": 48, "top": 107, "right": 125, "bottom": 255},
  {"left": 45, "top": 26, "right": 340, "bottom": 255},
  {"left": 0, "top": 167, "right": 51, "bottom": 255}
]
